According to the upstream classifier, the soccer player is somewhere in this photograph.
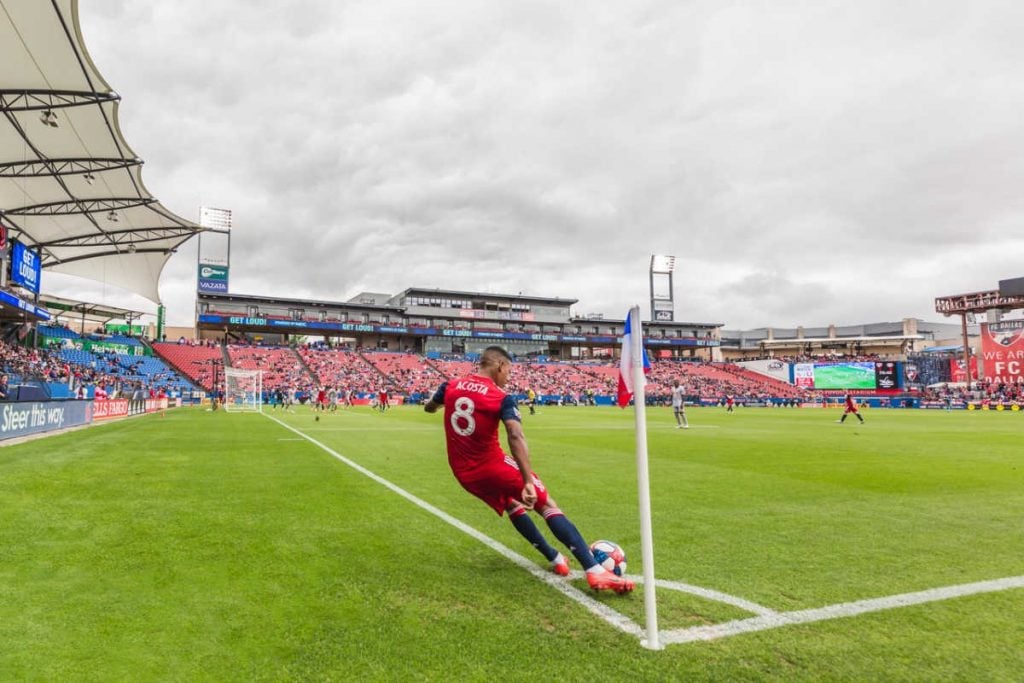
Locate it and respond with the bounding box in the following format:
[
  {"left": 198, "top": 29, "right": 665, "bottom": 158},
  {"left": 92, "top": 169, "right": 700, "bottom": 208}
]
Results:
[
  {"left": 425, "top": 346, "right": 633, "bottom": 594},
  {"left": 526, "top": 387, "right": 537, "bottom": 415},
  {"left": 314, "top": 386, "right": 328, "bottom": 421},
  {"left": 838, "top": 393, "right": 865, "bottom": 424},
  {"left": 671, "top": 379, "right": 688, "bottom": 429},
  {"left": 725, "top": 395, "right": 735, "bottom": 413}
]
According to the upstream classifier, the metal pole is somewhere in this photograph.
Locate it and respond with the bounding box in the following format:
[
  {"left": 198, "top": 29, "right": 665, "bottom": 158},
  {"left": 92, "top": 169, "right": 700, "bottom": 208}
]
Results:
[{"left": 961, "top": 314, "right": 971, "bottom": 387}]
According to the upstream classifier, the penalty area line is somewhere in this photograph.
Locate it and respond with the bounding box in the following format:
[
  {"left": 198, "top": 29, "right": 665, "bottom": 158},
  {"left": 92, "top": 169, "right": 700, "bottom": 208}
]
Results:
[
  {"left": 660, "top": 575, "right": 1024, "bottom": 645},
  {"left": 262, "top": 413, "right": 644, "bottom": 640}
]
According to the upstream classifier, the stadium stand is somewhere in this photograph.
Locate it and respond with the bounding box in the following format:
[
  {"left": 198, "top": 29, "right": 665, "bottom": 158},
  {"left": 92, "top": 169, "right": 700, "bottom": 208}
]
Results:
[
  {"left": 152, "top": 342, "right": 224, "bottom": 392},
  {"left": 361, "top": 351, "right": 442, "bottom": 395},
  {"left": 226, "top": 345, "right": 311, "bottom": 391},
  {"left": 424, "top": 357, "right": 476, "bottom": 381},
  {"left": 297, "top": 346, "right": 384, "bottom": 396}
]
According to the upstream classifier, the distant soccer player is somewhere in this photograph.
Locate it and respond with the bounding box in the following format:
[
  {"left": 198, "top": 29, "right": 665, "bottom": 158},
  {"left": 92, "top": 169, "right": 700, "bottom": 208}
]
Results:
[
  {"left": 838, "top": 393, "right": 865, "bottom": 424},
  {"left": 526, "top": 387, "right": 537, "bottom": 415},
  {"left": 671, "top": 379, "right": 689, "bottom": 429},
  {"left": 725, "top": 395, "right": 735, "bottom": 413},
  {"left": 425, "top": 346, "right": 633, "bottom": 594},
  {"left": 315, "top": 386, "right": 328, "bottom": 411}
]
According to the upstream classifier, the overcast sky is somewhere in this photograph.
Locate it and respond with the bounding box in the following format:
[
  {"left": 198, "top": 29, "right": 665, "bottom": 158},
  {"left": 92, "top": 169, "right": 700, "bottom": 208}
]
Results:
[{"left": 54, "top": 1, "right": 1024, "bottom": 329}]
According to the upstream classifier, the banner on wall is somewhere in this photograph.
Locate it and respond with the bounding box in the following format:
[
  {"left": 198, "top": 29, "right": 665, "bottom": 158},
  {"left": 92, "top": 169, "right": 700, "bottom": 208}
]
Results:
[
  {"left": 948, "top": 357, "right": 979, "bottom": 383},
  {"left": 980, "top": 321, "right": 1024, "bottom": 383}
]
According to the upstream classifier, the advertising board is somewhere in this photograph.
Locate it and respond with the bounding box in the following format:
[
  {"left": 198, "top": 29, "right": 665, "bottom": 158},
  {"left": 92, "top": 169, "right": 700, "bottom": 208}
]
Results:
[
  {"left": 10, "top": 241, "right": 41, "bottom": 293},
  {"left": 0, "top": 401, "right": 92, "bottom": 440},
  {"left": 197, "top": 263, "right": 229, "bottom": 293}
]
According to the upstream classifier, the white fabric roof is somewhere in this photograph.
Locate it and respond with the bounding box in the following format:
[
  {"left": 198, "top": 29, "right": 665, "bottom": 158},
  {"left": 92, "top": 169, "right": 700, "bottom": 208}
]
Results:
[{"left": 0, "top": 0, "right": 202, "bottom": 303}]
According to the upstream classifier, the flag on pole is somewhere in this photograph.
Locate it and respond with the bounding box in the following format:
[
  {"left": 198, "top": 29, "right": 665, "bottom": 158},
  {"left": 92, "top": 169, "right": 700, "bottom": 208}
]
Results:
[
  {"left": 623, "top": 305, "right": 661, "bottom": 650},
  {"left": 617, "top": 312, "right": 651, "bottom": 408}
]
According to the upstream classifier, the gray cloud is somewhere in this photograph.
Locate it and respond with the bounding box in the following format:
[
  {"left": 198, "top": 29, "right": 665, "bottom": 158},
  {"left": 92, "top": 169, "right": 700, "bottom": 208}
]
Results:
[{"left": 57, "top": 0, "right": 1024, "bottom": 329}]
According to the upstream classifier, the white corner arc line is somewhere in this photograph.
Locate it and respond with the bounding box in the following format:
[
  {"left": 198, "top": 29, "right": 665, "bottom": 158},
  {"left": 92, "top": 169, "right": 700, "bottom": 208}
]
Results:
[
  {"left": 264, "top": 414, "right": 643, "bottom": 638},
  {"left": 660, "top": 575, "right": 1024, "bottom": 645}
]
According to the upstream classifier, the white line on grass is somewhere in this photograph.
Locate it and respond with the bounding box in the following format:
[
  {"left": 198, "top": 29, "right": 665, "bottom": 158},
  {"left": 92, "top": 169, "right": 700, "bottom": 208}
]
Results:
[
  {"left": 651, "top": 578, "right": 777, "bottom": 616},
  {"left": 263, "top": 413, "right": 643, "bottom": 639},
  {"left": 659, "top": 575, "right": 1024, "bottom": 645}
]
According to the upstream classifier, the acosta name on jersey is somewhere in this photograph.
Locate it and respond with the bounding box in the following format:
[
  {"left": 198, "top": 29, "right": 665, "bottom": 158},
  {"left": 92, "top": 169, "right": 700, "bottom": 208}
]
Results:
[{"left": 454, "top": 380, "right": 490, "bottom": 395}]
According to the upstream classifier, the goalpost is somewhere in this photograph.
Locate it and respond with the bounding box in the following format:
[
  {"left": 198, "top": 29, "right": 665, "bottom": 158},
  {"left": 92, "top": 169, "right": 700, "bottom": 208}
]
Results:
[{"left": 223, "top": 367, "right": 263, "bottom": 413}]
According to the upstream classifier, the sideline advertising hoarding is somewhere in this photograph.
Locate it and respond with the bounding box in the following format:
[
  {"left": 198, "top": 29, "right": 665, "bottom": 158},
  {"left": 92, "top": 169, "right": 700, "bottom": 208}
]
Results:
[{"left": 0, "top": 401, "right": 92, "bottom": 440}]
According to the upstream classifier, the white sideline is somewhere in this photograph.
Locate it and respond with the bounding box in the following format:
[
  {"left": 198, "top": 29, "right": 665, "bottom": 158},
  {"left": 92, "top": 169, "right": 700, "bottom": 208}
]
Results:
[
  {"left": 660, "top": 575, "right": 1024, "bottom": 645},
  {"left": 264, "top": 414, "right": 643, "bottom": 638}
]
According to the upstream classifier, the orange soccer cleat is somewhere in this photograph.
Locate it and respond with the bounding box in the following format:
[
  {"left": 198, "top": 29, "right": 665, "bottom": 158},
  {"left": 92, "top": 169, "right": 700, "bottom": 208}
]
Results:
[
  {"left": 550, "top": 553, "right": 570, "bottom": 577},
  {"left": 587, "top": 570, "right": 634, "bottom": 594}
]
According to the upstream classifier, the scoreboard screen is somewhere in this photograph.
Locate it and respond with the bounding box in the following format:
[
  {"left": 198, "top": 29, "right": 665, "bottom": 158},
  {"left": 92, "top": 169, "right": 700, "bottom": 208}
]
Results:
[{"left": 794, "top": 362, "right": 877, "bottom": 390}]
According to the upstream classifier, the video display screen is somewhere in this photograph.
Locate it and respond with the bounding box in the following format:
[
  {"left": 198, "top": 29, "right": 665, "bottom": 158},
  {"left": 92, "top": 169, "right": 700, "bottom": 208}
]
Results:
[{"left": 804, "top": 362, "right": 877, "bottom": 390}]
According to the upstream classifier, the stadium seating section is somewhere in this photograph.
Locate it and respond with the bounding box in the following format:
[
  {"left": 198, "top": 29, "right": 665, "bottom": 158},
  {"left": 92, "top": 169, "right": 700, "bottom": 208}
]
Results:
[
  {"left": 3, "top": 334, "right": 911, "bottom": 405},
  {"left": 150, "top": 342, "right": 224, "bottom": 392}
]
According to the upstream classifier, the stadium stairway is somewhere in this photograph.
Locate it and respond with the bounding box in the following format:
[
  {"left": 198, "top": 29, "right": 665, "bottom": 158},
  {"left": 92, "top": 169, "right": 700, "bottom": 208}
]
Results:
[
  {"left": 355, "top": 349, "right": 400, "bottom": 391},
  {"left": 294, "top": 349, "right": 317, "bottom": 385}
]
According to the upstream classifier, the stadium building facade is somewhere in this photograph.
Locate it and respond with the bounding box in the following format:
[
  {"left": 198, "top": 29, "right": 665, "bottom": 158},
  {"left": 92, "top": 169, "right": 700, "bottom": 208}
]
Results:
[
  {"left": 719, "top": 319, "right": 975, "bottom": 360},
  {"left": 195, "top": 288, "right": 722, "bottom": 360}
]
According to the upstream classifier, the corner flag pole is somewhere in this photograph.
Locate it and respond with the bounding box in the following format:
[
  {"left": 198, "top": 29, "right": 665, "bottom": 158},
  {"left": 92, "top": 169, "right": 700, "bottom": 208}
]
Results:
[{"left": 629, "top": 305, "right": 661, "bottom": 650}]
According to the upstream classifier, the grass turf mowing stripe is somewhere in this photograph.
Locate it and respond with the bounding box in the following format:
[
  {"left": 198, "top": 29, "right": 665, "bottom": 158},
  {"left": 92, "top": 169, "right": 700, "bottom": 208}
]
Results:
[{"left": 263, "top": 413, "right": 646, "bottom": 640}]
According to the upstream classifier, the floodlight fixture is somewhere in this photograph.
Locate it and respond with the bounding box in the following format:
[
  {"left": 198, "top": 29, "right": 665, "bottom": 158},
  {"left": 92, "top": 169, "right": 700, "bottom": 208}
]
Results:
[
  {"left": 39, "top": 109, "right": 59, "bottom": 128},
  {"left": 83, "top": 172, "right": 95, "bottom": 185},
  {"left": 127, "top": 243, "right": 137, "bottom": 253},
  {"left": 650, "top": 254, "right": 676, "bottom": 274},
  {"left": 107, "top": 210, "right": 119, "bottom": 222},
  {"left": 649, "top": 254, "right": 677, "bottom": 322}
]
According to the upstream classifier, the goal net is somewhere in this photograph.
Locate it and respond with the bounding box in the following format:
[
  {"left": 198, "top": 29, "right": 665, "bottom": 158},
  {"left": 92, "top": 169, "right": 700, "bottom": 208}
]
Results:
[{"left": 223, "top": 367, "right": 263, "bottom": 413}]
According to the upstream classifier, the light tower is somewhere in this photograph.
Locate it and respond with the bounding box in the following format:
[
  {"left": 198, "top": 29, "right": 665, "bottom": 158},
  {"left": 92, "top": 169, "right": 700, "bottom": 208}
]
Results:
[{"left": 649, "top": 254, "right": 676, "bottom": 322}]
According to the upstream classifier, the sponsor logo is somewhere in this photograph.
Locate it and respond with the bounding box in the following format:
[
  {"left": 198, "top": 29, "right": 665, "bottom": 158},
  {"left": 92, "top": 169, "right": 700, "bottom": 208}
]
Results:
[
  {"left": 93, "top": 399, "right": 130, "bottom": 420},
  {"left": 199, "top": 265, "right": 228, "bottom": 279},
  {"left": 767, "top": 361, "right": 784, "bottom": 370}
]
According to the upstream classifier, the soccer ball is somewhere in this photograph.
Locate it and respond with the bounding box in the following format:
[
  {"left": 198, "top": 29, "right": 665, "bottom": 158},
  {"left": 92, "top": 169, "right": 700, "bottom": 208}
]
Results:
[{"left": 590, "top": 540, "right": 627, "bottom": 576}]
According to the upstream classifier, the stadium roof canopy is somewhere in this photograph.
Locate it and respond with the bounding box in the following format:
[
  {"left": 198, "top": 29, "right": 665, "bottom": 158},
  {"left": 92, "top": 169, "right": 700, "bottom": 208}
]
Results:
[
  {"left": 0, "top": 0, "right": 202, "bottom": 304},
  {"left": 40, "top": 293, "right": 146, "bottom": 328}
]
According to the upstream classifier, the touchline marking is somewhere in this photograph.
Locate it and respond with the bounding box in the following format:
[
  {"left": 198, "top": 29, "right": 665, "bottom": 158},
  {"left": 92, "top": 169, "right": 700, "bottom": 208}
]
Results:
[
  {"left": 263, "top": 414, "right": 642, "bottom": 639},
  {"left": 659, "top": 575, "right": 1024, "bottom": 645}
]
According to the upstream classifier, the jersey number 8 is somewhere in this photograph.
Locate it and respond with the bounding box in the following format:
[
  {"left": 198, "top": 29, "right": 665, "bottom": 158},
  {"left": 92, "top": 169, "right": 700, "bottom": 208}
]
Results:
[{"left": 451, "top": 396, "right": 476, "bottom": 436}]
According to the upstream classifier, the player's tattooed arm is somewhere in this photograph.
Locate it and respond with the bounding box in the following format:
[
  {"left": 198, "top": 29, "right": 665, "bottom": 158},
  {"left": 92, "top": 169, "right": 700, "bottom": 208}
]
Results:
[
  {"left": 504, "top": 418, "right": 537, "bottom": 508},
  {"left": 424, "top": 383, "right": 447, "bottom": 413}
]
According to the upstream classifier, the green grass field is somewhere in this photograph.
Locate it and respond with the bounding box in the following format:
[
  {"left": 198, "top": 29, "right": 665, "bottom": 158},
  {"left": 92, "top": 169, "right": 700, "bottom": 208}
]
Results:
[{"left": 1, "top": 405, "right": 1022, "bottom": 680}]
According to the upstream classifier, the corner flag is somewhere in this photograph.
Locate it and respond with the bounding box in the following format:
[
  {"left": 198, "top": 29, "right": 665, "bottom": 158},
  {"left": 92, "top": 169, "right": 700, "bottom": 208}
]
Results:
[
  {"left": 623, "top": 305, "right": 661, "bottom": 650},
  {"left": 617, "top": 311, "right": 651, "bottom": 407}
]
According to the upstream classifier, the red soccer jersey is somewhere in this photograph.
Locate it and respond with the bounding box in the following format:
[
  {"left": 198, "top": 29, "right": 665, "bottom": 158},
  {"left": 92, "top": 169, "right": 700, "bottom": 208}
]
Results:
[{"left": 434, "top": 374, "right": 519, "bottom": 478}]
